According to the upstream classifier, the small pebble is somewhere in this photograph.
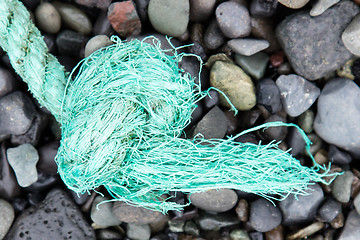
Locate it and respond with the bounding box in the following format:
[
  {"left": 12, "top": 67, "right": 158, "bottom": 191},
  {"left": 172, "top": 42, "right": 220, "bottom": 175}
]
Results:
[
  {"left": 228, "top": 39, "right": 269, "bottom": 56},
  {"left": 112, "top": 201, "right": 167, "bottom": 224},
  {"left": 7, "top": 144, "right": 39, "bottom": 187},
  {"left": 189, "top": 189, "right": 238, "bottom": 213},
  {"left": 133, "top": 0, "right": 150, "bottom": 21},
  {"left": 310, "top": 0, "right": 340, "bottom": 16},
  {"left": 337, "top": 59, "right": 355, "bottom": 80},
  {"left": 56, "top": 30, "right": 88, "bottom": 58},
  {"left": 184, "top": 221, "right": 200, "bottom": 237},
  {"left": 265, "top": 225, "right": 284, "bottom": 240},
  {"left": 193, "top": 106, "right": 227, "bottom": 139},
  {"left": 84, "top": 35, "right": 113, "bottom": 57},
  {"left": 235, "top": 199, "right": 249, "bottom": 222},
  {"left": 203, "top": 89, "right": 219, "bottom": 111},
  {"left": 352, "top": 58, "right": 360, "bottom": 79},
  {"left": 93, "top": 11, "right": 114, "bottom": 36},
  {"left": 224, "top": 110, "right": 238, "bottom": 135},
  {"left": 37, "top": 141, "right": 59, "bottom": 175},
  {"left": 53, "top": 1, "right": 92, "bottom": 35},
  {"left": 297, "top": 110, "right": 314, "bottom": 134},
  {"left": 250, "top": 0, "right": 278, "bottom": 18},
  {"left": 234, "top": 52, "right": 269, "bottom": 80},
  {"left": 249, "top": 198, "right": 282, "bottom": 232},
  {"left": 0, "top": 67, "right": 16, "bottom": 98},
  {"left": 96, "top": 229, "right": 123, "bottom": 240},
  {"left": 35, "top": 2, "right": 61, "bottom": 34},
  {"left": 306, "top": 133, "right": 323, "bottom": 156},
  {"left": 287, "top": 222, "right": 324, "bottom": 240},
  {"left": 279, "top": 183, "right": 323, "bottom": 225},
  {"left": 196, "top": 212, "right": 240, "bottom": 231},
  {"left": 278, "top": 0, "right": 310, "bottom": 9},
  {"left": 318, "top": 198, "right": 341, "bottom": 222},
  {"left": 251, "top": 17, "right": 280, "bottom": 53},
  {"left": 261, "top": 114, "right": 287, "bottom": 141},
  {"left": 270, "top": 51, "right": 285, "bottom": 68},
  {"left": 256, "top": 78, "right": 282, "bottom": 114},
  {"left": 342, "top": 14, "right": 360, "bottom": 56},
  {"left": 338, "top": 210, "right": 360, "bottom": 240},
  {"left": 230, "top": 229, "right": 251, "bottom": 240},
  {"left": 331, "top": 211, "right": 344, "bottom": 229},
  {"left": 204, "top": 20, "right": 226, "bottom": 50},
  {"left": 148, "top": 0, "right": 190, "bottom": 37},
  {"left": 332, "top": 171, "right": 354, "bottom": 203},
  {"left": 107, "top": 1, "right": 141, "bottom": 37},
  {"left": 314, "top": 149, "right": 328, "bottom": 165},
  {"left": 206, "top": 53, "right": 233, "bottom": 69},
  {"left": 127, "top": 223, "right": 151, "bottom": 240},
  {"left": 215, "top": 1, "right": 251, "bottom": 38},
  {"left": 0, "top": 199, "right": 14, "bottom": 239},
  {"left": 328, "top": 145, "right": 352, "bottom": 165},
  {"left": 90, "top": 196, "right": 122, "bottom": 227},
  {"left": 276, "top": 74, "right": 320, "bottom": 117},
  {"left": 168, "top": 219, "right": 185, "bottom": 232},
  {"left": 189, "top": 0, "right": 216, "bottom": 22},
  {"left": 210, "top": 61, "right": 256, "bottom": 111}
]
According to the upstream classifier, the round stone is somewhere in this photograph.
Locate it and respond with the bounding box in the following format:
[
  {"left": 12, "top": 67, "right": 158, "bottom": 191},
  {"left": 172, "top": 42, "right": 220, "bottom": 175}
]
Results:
[
  {"left": 210, "top": 61, "right": 256, "bottom": 111},
  {"left": 148, "top": 0, "right": 189, "bottom": 37},
  {"left": 189, "top": 189, "right": 238, "bottom": 213},
  {"left": 90, "top": 196, "right": 122, "bottom": 227},
  {"left": 342, "top": 14, "right": 360, "bottom": 56},
  {"left": 215, "top": 1, "right": 251, "bottom": 38},
  {"left": 35, "top": 2, "right": 61, "bottom": 34},
  {"left": 249, "top": 198, "right": 282, "bottom": 232},
  {"left": 85, "top": 35, "right": 113, "bottom": 57},
  {"left": 332, "top": 171, "right": 354, "bottom": 203},
  {"left": 278, "top": 0, "right": 310, "bottom": 9}
]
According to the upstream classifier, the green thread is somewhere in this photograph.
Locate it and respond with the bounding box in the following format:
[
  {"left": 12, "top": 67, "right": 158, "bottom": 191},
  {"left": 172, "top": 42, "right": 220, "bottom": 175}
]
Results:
[{"left": 0, "top": 0, "right": 341, "bottom": 213}]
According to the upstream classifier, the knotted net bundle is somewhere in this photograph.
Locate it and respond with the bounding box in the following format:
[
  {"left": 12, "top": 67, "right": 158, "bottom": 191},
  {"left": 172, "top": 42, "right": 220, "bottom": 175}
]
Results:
[{"left": 0, "top": 0, "right": 340, "bottom": 213}]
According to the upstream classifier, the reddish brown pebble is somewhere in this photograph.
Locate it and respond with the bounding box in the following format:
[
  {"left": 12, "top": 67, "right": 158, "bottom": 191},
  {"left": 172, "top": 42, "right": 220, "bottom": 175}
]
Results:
[
  {"left": 265, "top": 225, "right": 284, "bottom": 240},
  {"left": 235, "top": 199, "right": 249, "bottom": 222},
  {"left": 351, "top": 176, "right": 360, "bottom": 198},
  {"left": 270, "top": 51, "right": 285, "bottom": 67},
  {"left": 107, "top": 1, "right": 141, "bottom": 37},
  {"left": 354, "top": 0, "right": 360, "bottom": 6},
  {"left": 330, "top": 212, "right": 344, "bottom": 229}
]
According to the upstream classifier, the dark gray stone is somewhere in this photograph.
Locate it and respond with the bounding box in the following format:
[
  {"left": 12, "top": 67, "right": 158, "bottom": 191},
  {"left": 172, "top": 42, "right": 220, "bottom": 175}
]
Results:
[
  {"left": 215, "top": 1, "right": 251, "bottom": 38},
  {"left": 276, "top": 1, "right": 359, "bottom": 80},
  {"left": 318, "top": 198, "right": 341, "bottom": 222},
  {"left": 204, "top": 20, "right": 225, "bottom": 50},
  {"left": 93, "top": 11, "right": 114, "bottom": 36},
  {"left": 24, "top": 172, "right": 58, "bottom": 192},
  {"left": 112, "top": 201, "right": 167, "bottom": 224},
  {"left": 5, "top": 189, "right": 95, "bottom": 240},
  {"left": 256, "top": 78, "right": 282, "bottom": 114},
  {"left": 276, "top": 74, "right": 320, "bottom": 117},
  {"left": 338, "top": 210, "right": 360, "bottom": 240},
  {"left": 134, "top": 0, "right": 150, "bottom": 21},
  {"left": 0, "top": 91, "right": 36, "bottom": 136},
  {"left": 193, "top": 106, "right": 227, "bottom": 139},
  {"left": 260, "top": 114, "right": 287, "bottom": 141},
  {"left": 96, "top": 229, "right": 123, "bottom": 240},
  {"left": 37, "top": 141, "right": 59, "bottom": 175},
  {"left": 286, "top": 127, "right": 306, "bottom": 156},
  {"left": 250, "top": 198, "right": 282, "bottom": 232},
  {"left": 189, "top": 0, "right": 216, "bottom": 22},
  {"left": 332, "top": 171, "right": 354, "bottom": 203},
  {"left": 314, "top": 79, "right": 360, "bottom": 156},
  {"left": 56, "top": 30, "right": 88, "bottom": 58},
  {"left": 203, "top": 89, "right": 219, "bottom": 111},
  {"left": 279, "top": 183, "right": 323, "bottom": 225},
  {"left": 184, "top": 221, "right": 200, "bottom": 236},
  {"left": 189, "top": 189, "right": 238, "bottom": 213},
  {"left": 196, "top": 212, "right": 240, "bottom": 231},
  {"left": 328, "top": 145, "right": 352, "bottom": 165},
  {"left": 0, "top": 67, "right": 16, "bottom": 98},
  {"left": 250, "top": 0, "right": 278, "bottom": 18}
]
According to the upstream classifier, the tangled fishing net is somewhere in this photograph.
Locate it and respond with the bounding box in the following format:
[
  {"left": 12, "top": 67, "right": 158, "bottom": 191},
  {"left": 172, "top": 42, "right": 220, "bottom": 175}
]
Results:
[{"left": 0, "top": 0, "right": 340, "bottom": 213}]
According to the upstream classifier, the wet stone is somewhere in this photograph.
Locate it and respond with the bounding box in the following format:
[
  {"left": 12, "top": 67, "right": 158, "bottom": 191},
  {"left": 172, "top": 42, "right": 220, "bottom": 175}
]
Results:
[
  {"left": 193, "top": 106, "right": 227, "bottom": 139},
  {"left": 256, "top": 78, "right": 282, "bottom": 114},
  {"left": 107, "top": 1, "right": 141, "bottom": 37},
  {"left": 112, "top": 201, "right": 167, "bottom": 224},
  {"left": 215, "top": 1, "right": 251, "bottom": 38},
  {"left": 0, "top": 67, "right": 16, "bottom": 98},
  {"left": 332, "top": 171, "right": 354, "bottom": 203},
  {"left": 276, "top": 1, "right": 359, "bottom": 80},
  {"left": 0, "top": 91, "right": 36, "bottom": 136},
  {"left": 249, "top": 198, "right": 282, "bottom": 232},
  {"left": 276, "top": 74, "right": 320, "bottom": 117},
  {"left": 5, "top": 189, "right": 96, "bottom": 240},
  {"left": 148, "top": 0, "right": 190, "bottom": 37},
  {"left": 189, "top": 189, "right": 238, "bottom": 213},
  {"left": 279, "top": 183, "right": 323, "bottom": 225},
  {"left": 0, "top": 199, "right": 14, "bottom": 239},
  {"left": 250, "top": 0, "right": 278, "bottom": 18},
  {"left": 318, "top": 198, "right": 341, "bottom": 222},
  {"left": 7, "top": 144, "right": 39, "bottom": 188}
]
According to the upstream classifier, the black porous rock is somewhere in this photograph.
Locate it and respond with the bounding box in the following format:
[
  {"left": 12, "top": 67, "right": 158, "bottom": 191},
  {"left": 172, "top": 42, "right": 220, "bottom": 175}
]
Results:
[
  {"left": 256, "top": 78, "right": 282, "bottom": 114},
  {"left": 314, "top": 78, "right": 360, "bottom": 156},
  {"left": 249, "top": 198, "right": 282, "bottom": 232},
  {"left": 276, "top": 1, "right": 359, "bottom": 80},
  {"left": 250, "top": 0, "right": 278, "bottom": 18},
  {"left": 279, "top": 183, "right": 323, "bottom": 225},
  {"left": 5, "top": 189, "right": 96, "bottom": 240}
]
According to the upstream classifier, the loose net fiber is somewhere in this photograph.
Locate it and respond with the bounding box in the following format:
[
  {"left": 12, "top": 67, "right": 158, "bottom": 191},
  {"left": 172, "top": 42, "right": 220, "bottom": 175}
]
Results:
[{"left": 0, "top": 0, "right": 340, "bottom": 213}]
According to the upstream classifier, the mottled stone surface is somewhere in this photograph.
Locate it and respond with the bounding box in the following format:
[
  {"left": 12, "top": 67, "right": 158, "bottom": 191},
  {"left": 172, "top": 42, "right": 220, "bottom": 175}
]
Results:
[
  {"left": 189, "top": 189, "right": 238, "bottom": 213},
  {"left": 276, "top": 1, "right": 359, "bottom": 80}
]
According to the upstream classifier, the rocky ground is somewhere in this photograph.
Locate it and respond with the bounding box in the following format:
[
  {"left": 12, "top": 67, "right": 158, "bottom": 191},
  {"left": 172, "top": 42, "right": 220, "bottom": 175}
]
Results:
[{"left": 1, "top": 0, "right": 360, "bottom": 239}]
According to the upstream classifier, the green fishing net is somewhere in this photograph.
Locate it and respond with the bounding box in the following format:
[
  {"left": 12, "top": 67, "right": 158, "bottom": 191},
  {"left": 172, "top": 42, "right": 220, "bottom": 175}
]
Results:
[{"left": 0, "top": 0, "right": 340, "bottom": 213}]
